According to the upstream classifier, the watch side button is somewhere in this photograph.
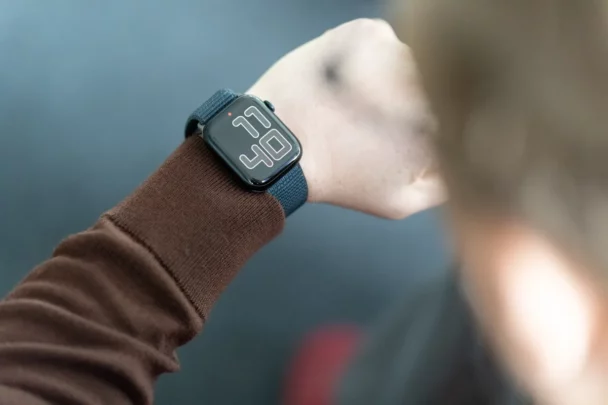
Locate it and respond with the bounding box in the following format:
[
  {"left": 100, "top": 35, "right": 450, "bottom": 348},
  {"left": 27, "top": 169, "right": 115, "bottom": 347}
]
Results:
[{"left": 264, "top": 100, "right": 276, "bottom": 112}]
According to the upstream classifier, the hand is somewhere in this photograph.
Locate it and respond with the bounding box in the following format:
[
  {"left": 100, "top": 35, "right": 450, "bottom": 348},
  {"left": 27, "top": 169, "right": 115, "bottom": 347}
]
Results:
[{"left": 248, "top": 19, "right": 444, "bottom": 219}]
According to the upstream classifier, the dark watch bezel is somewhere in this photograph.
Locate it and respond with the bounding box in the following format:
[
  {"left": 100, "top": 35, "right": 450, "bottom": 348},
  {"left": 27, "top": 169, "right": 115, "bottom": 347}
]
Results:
[{"left": 201, "top": 95, "right": 303, "bottom": 192}]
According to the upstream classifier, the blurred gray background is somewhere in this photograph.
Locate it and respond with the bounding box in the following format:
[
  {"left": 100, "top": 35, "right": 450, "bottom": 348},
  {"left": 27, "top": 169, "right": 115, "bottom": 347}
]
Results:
[{"left": 0, "top": 1, "right": 450, "bottom": 404}]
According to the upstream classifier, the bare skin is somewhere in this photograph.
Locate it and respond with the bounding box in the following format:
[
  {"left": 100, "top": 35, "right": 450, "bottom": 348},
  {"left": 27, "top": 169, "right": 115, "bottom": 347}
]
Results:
[{"left": 248, "top": 19, "right": 443, "bottom": 219}]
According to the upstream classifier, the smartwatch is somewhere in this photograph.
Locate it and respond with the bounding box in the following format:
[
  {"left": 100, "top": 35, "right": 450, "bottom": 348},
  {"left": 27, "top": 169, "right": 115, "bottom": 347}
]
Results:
[{"left": 185, "top": 89, "right": 308, "bottom": 216}]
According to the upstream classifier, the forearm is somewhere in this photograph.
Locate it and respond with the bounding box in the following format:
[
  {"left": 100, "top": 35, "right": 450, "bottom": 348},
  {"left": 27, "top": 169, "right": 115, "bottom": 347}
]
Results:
[{"left": 0, "top": 137, "right": 285, "bottom": 405}]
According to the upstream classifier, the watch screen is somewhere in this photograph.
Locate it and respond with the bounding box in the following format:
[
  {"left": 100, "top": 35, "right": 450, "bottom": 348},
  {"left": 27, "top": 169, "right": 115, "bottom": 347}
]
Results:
[{"left": 203, "top": 96, "right": 302, "bottom": 190}]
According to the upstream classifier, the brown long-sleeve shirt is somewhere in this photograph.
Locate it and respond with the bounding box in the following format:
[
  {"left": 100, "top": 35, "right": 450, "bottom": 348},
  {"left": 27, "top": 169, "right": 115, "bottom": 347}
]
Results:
[{"left": 0, "top": 136, "right": 285, "bottom": 405}]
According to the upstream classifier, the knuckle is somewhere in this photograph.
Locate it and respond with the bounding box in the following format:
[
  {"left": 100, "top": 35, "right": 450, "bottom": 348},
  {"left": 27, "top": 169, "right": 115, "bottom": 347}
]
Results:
[
  {"left": 385, "top": 207, "right": 409, "bottom": 220},
  {"left": 382, "top": 197, "right": 410, "bottom": 220}
]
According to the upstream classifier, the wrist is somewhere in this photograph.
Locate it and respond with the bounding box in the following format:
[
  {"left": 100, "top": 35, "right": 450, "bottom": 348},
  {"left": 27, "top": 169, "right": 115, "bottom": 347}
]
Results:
[{"left": 187, "top": 88, "right": 309, "bottom": 216}]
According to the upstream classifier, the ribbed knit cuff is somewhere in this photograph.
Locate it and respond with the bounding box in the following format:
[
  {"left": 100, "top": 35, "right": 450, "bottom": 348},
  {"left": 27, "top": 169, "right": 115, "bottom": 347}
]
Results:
[{"left": 106, "top": 136, "right": 285, "bottom": 319}]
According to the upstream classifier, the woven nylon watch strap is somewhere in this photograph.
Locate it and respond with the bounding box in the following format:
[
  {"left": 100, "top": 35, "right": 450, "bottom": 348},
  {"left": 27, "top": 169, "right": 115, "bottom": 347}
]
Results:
[{"left": 185, "top": 89, "right": 308, "bottom": 216}]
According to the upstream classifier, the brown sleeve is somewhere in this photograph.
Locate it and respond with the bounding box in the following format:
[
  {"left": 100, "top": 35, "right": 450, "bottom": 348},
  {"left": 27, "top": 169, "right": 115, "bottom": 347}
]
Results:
[{"left": 0, "top": 136, "right": 286, "bottom": 405}]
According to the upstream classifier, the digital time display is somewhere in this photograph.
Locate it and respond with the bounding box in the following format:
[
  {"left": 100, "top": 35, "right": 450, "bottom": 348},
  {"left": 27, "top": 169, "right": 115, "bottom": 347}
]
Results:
[{"left": 203, "top": 96, "right": 302, "bottom": 190}]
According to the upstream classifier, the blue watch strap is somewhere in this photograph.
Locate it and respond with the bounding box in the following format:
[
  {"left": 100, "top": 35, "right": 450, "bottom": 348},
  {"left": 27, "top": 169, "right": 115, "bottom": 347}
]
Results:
[
  {"left": 185, "top": 89, "right": 239, "bottom": 137},
  {"left": 186, "top": 89, "right": 308, "bottom": 216},
  {"left": 268, "top": 163, "right": 308, "bottom": 216}
]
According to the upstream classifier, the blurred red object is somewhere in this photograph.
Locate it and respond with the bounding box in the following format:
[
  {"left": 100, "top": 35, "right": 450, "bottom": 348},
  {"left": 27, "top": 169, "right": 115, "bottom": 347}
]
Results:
[{"left": 283, "top": 325, "right": 361, "bottom": 405}]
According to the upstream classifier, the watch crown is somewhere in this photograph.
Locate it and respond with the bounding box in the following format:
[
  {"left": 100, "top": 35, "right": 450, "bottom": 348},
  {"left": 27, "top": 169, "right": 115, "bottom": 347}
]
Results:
[{"left": 263, "top": 100, "right": 276, "bottom": 112}]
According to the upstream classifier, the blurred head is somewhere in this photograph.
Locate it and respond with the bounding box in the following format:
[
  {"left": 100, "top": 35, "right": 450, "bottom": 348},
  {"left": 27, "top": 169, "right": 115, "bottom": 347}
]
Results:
[{"left": 392, "top": 0, "right": 608, "bottom": 403}]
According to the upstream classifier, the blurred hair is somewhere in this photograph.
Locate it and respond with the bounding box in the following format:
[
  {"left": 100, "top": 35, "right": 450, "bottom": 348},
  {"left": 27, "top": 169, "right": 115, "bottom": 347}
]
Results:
[{"left": 395, "top": 0, "right": 608, "bottom": 279}]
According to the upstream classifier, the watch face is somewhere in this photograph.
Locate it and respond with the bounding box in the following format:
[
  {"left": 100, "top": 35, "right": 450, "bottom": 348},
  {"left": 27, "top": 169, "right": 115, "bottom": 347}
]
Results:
[{"left": 203, "top": 95, "right": 302, "bottom": 190}]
